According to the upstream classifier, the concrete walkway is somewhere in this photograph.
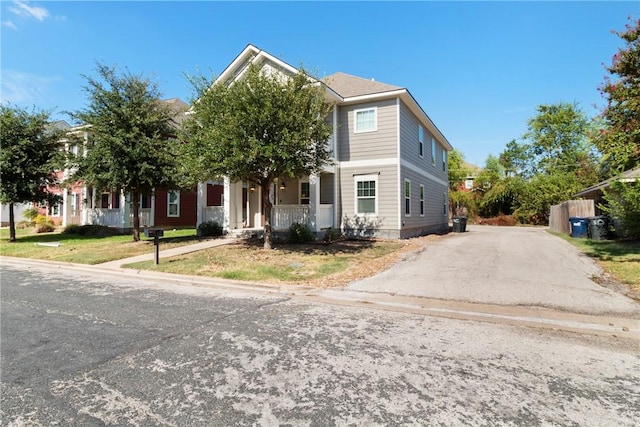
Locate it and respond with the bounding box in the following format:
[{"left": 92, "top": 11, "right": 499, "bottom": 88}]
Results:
[{"left": 95, "top": 237, "right": 234, "bottom": 269}]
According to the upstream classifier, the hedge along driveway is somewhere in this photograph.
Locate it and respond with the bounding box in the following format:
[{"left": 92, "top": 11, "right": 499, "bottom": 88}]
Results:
[{"left": 0, "top": 228, "right": 200, "bottom": 265}]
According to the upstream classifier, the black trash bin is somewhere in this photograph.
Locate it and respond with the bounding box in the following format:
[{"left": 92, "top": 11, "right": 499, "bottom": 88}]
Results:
[
  {"left": 587, "top": 216, "right": 609, "bottom": 240},
  {"left": 569, "top": 217, "right": 588, "bottom": 238},
  {"left": 452, "top": 217, "right": 467, "bottom": 233}
]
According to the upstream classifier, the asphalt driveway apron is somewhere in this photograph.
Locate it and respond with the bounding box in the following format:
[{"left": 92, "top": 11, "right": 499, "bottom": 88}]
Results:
[{"left": 346, "top": 225, "right": 640, "bottom": 317}]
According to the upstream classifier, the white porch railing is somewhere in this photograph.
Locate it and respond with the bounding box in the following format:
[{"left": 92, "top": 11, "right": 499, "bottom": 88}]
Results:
[
  {"left": 272, "top": 205, "right": 310, "bottom": 230},
  {"left": 88, "top": 208, "right": 151, "bottom": 227},
  {"left": 88, "top": 208, "right": 122, "bottom": 227},
  {"left": 318, "top": 204, "right": 334, "bottom": 229},
  {"left": 203, "top": 206, "right": 225, "bottom": 224}
]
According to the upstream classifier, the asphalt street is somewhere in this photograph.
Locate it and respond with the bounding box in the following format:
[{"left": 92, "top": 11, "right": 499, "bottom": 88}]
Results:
[{"left": 2, "top": 263, "right": 639, "bottom": 426}]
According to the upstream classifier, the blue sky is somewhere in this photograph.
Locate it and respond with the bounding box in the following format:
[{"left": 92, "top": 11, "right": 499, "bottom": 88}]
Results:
[{"left": 1, "top": 1, "right": 637, "bottom": 166}]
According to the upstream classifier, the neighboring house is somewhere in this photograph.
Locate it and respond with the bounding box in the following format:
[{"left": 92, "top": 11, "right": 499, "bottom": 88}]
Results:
[
  {"left": 45, "top": 99, "right": 198, "bottom": 230},
  {"left": 196, "top": 45, "right": 453, "bottom": 238},
  {"left": 573, "top": 167, "right": 640, "bottom": 215},
  {"left": 0, "top": 203, "right": 32, "bottom": 227}
]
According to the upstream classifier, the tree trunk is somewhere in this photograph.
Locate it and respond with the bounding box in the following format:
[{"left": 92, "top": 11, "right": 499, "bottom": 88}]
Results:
[
  {"left": 132, "top": 189, "right": 140, "bottom": 242},
  {"left": 261, "top": 182, "right": 272, "bottom": 250},
  {"left": 8, "top": 202, "right": 16, "bottom": 242}
]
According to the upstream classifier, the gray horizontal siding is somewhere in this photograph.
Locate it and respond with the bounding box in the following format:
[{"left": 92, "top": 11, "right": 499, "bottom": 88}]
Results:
[
  {"left": 337, "top": 99, "right": 398, "bottom": 162},
  {"left": 338, "top": 164, "right": 399, "bottom": 233},
  {"left": 399, "top": 101, "right": 448, "bottom": 183},
  {"left": 400, "top": 166, "right": 449, "bottom": 232}
]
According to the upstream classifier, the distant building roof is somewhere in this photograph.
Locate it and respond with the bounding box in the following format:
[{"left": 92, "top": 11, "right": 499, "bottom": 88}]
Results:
[
  {"left": 161, "top": 98, "right": 189, "bottom": 127},
  {"left": 322, "top": 72, "right": 403, "bottom": 98},
  {"left": 574, "top": 167, "right": 640, "bottom": 198}
]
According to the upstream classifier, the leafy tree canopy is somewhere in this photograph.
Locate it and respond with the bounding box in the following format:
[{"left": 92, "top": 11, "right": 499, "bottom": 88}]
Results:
[
  {"left": 0, "top": 104, "right": 64, "bottom": 241},
  {"left": 70, "top": 63, "right": 180, "bottom": 241},
  {"left": 180, "top": 62, "right": 334, "bottom": 249},
  {"left": 595, "top": 17, "right": 640, "bottom": 175}
]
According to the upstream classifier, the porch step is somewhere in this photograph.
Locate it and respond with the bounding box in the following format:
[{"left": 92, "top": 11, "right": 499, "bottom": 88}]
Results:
[{"left": 227, "top": 228, "right": 263, "bottom": 239}]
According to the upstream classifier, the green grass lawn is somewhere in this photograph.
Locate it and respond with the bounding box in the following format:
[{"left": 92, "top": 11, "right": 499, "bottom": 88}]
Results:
[
  {"left": 0, "top": 227, "right": 199, "bottom": 264},
  {"left": 552, "top": 231, "right": 640, "bottom": 293}
]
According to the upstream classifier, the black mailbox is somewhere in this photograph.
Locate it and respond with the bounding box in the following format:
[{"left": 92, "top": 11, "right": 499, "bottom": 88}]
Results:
[{"left": 144, "top": 228, "right": 164, "bottom": 238}]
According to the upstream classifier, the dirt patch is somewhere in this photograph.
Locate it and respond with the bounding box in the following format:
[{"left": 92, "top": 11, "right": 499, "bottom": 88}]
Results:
[
  {"left": 593, "top": 273, "right": 640, "bottom": 302},
  {"left": 304, "top": 234, "right": 444, "bottom": 289},
  {"left": 477, "top": 215, "right": 518, "bottom": 226}
]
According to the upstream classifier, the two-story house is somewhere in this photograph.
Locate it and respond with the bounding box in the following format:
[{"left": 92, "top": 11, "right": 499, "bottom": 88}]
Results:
[
  {"left": 196, "top": 45, "right": 453, "bottom": 238},
  {"left": 47, "top": 99, "right": 198, "bottom": 230}
]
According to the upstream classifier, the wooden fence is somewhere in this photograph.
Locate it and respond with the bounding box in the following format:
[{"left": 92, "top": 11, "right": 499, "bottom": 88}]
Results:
[{"left": 549, "top": 200, "right": 595, "bottom": 235}]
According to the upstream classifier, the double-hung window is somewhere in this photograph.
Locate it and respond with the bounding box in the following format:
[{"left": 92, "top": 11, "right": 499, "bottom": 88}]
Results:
[
  {"left": 168, "top": 190, "right": 180, "bottom": 217},
  {"left": 420, "top": 185, "right": 425, "bottom": 216},
  {"left": 442, "top": 150, "right": 447, "bottom": 172},
  {"left": 431, "top": 139, "right": 436, "bottom": 166},
  {"left": 355, "top": 174, "right": 377, "bottom": 215},
  {"left": 354, "top": 107, "right": 377, "bottom": 133},
  {"left": 418, "top": 125, "right": 424, "bottom": 157},
  {"left": 404, "top": 179, "right": 411, "bottom": 216}
]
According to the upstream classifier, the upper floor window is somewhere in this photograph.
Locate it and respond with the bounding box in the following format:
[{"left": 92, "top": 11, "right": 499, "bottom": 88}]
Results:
[
  {"left": 168, "top": 190, "right": 180, "bottom": 217},
  {"left": 431, "top": 138, "right": 436, "bottom": 166},
  {"left": 418, "top": 125, "right": 424, "bottom": 157},
  {"left": 355, "top": 174, "right": 377, "bottom": 215},
  {"left": 442, "top": 150, "right": 447, "bottom": 172},
  {"left": 465, "top": 179, "right": 474, "bottom": 189},
  {"left": 354, "top": 107, "right": 377, "bottom": 133}
]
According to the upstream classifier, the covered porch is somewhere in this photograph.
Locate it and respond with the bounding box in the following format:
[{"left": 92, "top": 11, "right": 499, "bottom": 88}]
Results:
[{"left": 197, "top": 171, "right": 337, "bottom": 232}]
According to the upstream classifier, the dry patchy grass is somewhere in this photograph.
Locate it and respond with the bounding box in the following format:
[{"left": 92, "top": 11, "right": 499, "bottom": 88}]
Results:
[{"left": 125, "top": 234, "right": 442, "bottom": 288}]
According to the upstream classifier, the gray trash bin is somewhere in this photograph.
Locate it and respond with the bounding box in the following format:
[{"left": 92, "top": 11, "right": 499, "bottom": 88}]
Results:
[
  {"left": 587, "top": 216, "right": 609, "bottom": 240},
  {"left": 452, "top": 217, "right": 467, "bottom": 233}
]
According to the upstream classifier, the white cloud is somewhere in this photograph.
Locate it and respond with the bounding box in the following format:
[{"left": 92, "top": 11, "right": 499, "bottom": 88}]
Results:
[
  {"left": 0, "top": 70, "right": 59, "bottom": 105},
  {"left": 8, "top": 1, "right": 49, "bottom": 22},
  {"left": 2, "top": 20, "right": 18, "bottom": 30}
]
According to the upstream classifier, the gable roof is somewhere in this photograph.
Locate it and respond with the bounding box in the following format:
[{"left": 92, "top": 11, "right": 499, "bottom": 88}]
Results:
[
  {"left": 574, "top": 167, "right": 640, "bottom": 198},
  {"left": 322, "top": 72, "right": 403, "bottom": 98}
]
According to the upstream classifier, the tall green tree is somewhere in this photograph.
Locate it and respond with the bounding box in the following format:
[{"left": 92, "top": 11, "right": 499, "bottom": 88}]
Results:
[
  {"left": 180, "top": 63, "right": 333, "bottom": 249},
  {"left": 594, "top": 17, "right": 640, "bottom": 174},
  {"left": 523, "top": 102, "right": 597, "bottom": 182},
  {"left": 71, "top": 64, "right": 178, "bottom": 241},
  {"left": 0, "top": 105, "right": 63, "bottom": 241}
]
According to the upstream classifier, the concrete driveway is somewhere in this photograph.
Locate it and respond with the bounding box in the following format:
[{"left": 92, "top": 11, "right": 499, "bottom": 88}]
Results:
[{"left": 347, "top": 225, "right": 640, "bottom": 317}]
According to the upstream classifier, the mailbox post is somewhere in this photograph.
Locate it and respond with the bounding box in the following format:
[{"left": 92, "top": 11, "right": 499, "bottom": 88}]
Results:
[{"left": 144, "top": 228, "right": 164, "bottom": 265}]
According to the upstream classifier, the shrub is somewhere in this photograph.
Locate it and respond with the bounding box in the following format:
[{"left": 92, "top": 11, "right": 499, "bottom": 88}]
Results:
[
  {"left": 34, "top": 214, "right": 53, "bottom": 226},
  {"left": 323, "top": 227, "right": 341, "bottom": 243},
  {"left": 287, "top": 222, "right": 315, "bottom": 244},
  {"left": 22, "top": 207, "right": 40, "bottom": 221},
  {"left": 16, "top": 220, "right": 33, "bottom": 229},
  {"left": 35, "top": 223, "right": 55, "bottom": 233},
  {"left": 62, "top": 224, "right": 121, "bottom": 237},
  {"left": 198, "top": 220, "right": 223, "bottom": 237}
]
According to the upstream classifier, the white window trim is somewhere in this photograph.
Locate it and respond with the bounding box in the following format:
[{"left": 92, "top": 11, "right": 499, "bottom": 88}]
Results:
[
  {"left": 167, "top": 190, "right": 180, "bottom": 217},
  {"left": 354, "top": 174, "right": 378, "bottom": 216},
  {"left": 419, "top": 185, "right": 425, "bottom": 217},
  {"left": 354, "top": 107, "right": 377, "bottom": 134},
  {"left": 418, "top": 125, "right": 424, "bottom": 158},
  {"left": 431, "top": 138, "right": 436, "bottom": 166},
  {"left": 299, "top": 180, "right": 310, "bottom": 205},
  {"left": 404, "top": 179, "right": 411, "bottom": 217},
  {"left": 442, "top": 150, "right": 447, "bottom": 172}
]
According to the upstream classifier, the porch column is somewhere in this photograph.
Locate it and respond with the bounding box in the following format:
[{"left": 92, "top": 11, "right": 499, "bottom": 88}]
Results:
[
  {"left": 196, "top": 182, "right": 205, "bottom": 227},
  {"left": 61, "top": 189, "right": 69, "bottom": 227},
  {"left": 149, "top": 188, "right": 155, "bottom": 227},
  {"left": 120, "top": 190, "right": 128, "bottom": 229},
  {"left": 223, "top": 177, "right": 231, "bottom": 231},
  {"left": 309, "top": 174, "right": 320, "bottom": 232}
]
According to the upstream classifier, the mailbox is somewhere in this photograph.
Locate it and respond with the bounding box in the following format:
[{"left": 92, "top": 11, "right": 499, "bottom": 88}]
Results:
[{"left": 144, "top": 228, "right": 164, "bottom": 238}]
